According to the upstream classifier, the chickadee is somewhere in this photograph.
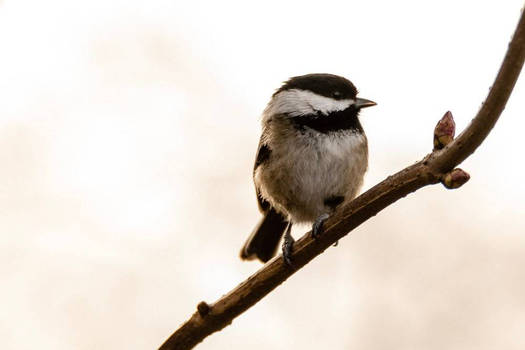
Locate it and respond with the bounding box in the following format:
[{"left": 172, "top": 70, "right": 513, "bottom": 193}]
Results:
[{"left": 240, "top": 73, "right": 376, "bottom": 265}]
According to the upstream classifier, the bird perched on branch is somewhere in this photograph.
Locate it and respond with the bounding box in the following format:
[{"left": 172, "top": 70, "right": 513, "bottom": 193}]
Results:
[{"left": 240, "top": 73, "right": 376, "bottom": 265}]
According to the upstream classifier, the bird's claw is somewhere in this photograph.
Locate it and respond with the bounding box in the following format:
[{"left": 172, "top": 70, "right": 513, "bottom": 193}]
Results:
[
  {"left": 311, "top": 213, "right": 330, "bottom": 239},
  {"left": 282, "top": 235, "right": 294, "bottom": 266},
  {"left": 282, "top": 222, "right": 294, "bottom": 267}
]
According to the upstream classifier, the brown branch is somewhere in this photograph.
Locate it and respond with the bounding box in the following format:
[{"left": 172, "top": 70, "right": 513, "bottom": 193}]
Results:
[{"left": 159, "top": 9, "right": 525, "bottom": 350}]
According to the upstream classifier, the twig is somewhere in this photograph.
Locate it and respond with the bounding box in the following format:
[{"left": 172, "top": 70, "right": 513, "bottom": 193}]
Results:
[{"left": 159, "top": 8, "right": 525, "bottom": 350}]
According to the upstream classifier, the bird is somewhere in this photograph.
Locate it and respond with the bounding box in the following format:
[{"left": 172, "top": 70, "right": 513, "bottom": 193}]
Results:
[{"left": 240, "top": 73, "right": 376, "bottom": 265}]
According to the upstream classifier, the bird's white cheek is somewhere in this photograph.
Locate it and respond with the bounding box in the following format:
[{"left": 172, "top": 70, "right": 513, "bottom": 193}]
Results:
[
  {"left": 311, "top": 96, "right": 354, "bottom": 115},
  {"left": 266, "top": 89, "right": 354, "bottom": 117}
]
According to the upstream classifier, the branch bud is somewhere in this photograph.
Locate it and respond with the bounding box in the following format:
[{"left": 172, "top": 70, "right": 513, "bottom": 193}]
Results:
[
  {"left": 433, "top": 111, "right": 456, "bottom": 150},
  {"left": 197, "top": 301, "right": 210, "bottom": 317},
  {"left": 441, "top": 168, "right": 470, "bottom": 189}
]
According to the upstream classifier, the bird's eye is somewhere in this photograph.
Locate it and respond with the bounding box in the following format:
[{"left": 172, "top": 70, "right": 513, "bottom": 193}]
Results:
[{"left": 332, "top": 91, "right": 341, "bottom": 98}]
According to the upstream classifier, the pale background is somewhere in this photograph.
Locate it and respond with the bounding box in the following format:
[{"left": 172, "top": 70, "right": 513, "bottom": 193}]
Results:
[{"left": 1, "top": 1, "right": 524, "bottom": 349}]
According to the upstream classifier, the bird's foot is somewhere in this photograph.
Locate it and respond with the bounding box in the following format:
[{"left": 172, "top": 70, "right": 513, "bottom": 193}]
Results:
[
  {"left": 311, "top": 213, "right": 330, "bottom": 239},
  {"left": 282, "top": 223, "right": 294, "bottom": 267},
  {"left": 282, "top": 235, "right": 294, "bottom": 266}
]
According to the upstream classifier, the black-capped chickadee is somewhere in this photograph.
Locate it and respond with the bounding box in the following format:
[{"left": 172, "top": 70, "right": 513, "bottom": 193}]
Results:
[{"left": 240, "top": 73, "right": 376, "bottom": 265}]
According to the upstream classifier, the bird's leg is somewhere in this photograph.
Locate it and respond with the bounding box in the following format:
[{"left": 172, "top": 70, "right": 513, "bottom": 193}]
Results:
[
  {"left": 282, "top": 222, "right": 294, "bottom": 266},
  {"left": 312, "top": 213, "right": 330, "bottom": 239}
]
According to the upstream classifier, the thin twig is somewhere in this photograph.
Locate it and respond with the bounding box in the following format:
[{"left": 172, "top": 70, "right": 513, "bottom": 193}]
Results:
[{"left": 159, "top": 8, "right": 525, "bottom": 350}]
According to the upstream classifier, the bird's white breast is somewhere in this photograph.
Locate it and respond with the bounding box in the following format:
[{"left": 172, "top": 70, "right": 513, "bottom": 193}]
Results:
[{"left": 255, "top": 124, "right": 368, "bottom": 223}]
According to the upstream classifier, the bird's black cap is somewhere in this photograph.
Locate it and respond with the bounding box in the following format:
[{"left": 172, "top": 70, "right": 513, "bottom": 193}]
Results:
[{"left": 273, "top": 73, "right": 358, "bottom": 100}]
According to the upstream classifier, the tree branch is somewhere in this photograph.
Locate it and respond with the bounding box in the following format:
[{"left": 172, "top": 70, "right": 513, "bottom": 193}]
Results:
[{"left": 159, "top": 8, "right": 525, "bottom": 350}]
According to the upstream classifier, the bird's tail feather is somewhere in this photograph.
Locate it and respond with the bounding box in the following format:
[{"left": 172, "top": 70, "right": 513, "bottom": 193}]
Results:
[{"left": 240, "top": 208, "right": 289, "bottom": 263}]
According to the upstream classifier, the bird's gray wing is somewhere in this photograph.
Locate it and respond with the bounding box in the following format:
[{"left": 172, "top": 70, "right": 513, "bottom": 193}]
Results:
[{"left": 253, "top": 137, "right": 271, "bottom": 213}]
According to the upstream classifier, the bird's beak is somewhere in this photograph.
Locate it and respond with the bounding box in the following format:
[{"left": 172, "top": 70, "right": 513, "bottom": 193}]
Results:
[{"left": 354, "top": 98, "right": 377, "bottom": 109}]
